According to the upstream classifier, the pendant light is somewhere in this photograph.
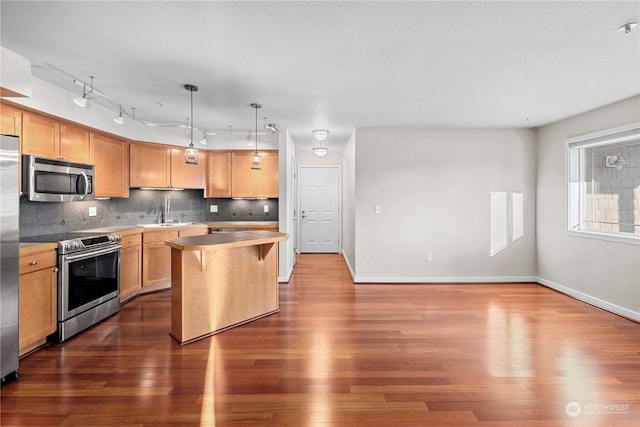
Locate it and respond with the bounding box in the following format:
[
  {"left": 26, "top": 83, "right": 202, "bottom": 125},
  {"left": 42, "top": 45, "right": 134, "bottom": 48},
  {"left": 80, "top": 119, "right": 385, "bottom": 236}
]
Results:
[
  {"left": 184, "top": 84, "right": 199, "bottom": 165},
  {"left": 250, "top": 103, "right": 262, "bottom": 170}
]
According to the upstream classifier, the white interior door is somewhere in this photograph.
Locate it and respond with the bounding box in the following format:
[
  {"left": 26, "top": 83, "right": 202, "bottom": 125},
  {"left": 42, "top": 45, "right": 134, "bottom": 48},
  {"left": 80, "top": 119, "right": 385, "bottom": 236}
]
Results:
[{"left": 299, "top": 166, "right": 340, "bottom": 253}]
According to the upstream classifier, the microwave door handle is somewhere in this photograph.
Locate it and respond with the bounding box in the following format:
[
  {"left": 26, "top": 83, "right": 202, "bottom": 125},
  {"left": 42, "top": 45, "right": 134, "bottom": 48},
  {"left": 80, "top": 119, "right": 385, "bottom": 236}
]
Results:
[{"left": 79, "top": 171, "right": 89, "bottom": 200}]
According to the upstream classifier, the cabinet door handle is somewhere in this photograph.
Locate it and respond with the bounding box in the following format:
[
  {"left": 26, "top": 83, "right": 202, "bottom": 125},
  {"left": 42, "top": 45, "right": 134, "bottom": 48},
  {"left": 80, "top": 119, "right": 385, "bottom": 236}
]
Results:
[
  {"left": 53, "top": 267, "right": 59, "bottom": 273},
  {"left": 30, "top": 260, "right": 37, "bottom": 266}
]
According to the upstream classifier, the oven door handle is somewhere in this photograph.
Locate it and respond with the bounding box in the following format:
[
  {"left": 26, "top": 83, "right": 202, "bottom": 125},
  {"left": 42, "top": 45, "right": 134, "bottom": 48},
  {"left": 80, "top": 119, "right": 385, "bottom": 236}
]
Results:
[
  {"left": 79, "top": 171, "right": 89, "bottom": 200},
  {"left": 63, "top": 246, "right": 121, "bottom": 261}
]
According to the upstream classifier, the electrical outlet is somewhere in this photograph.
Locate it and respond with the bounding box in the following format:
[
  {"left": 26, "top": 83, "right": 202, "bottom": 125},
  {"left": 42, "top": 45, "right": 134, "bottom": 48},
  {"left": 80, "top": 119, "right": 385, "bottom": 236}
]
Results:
[
  {"left": 264, "top": 205, "right": 269, "bottom": 213},
  {"left": 374, "top": 205, "right": 381, "bottom": 214},
  {"left": 427, "top": 252, "right": 433, "bottom": 262},
  {"left": 210, "top": 205, "right": 218, "bottom": 213},
  {"left": 89, "top": 206, "right": 97, "bottom": 217}
]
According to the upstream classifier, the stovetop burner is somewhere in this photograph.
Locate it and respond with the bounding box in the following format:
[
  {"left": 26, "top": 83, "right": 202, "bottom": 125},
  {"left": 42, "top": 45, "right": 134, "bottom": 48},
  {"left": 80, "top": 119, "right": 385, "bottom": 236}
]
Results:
[{"left": 21, "top": 232, "right": 122, "bottom": 254}]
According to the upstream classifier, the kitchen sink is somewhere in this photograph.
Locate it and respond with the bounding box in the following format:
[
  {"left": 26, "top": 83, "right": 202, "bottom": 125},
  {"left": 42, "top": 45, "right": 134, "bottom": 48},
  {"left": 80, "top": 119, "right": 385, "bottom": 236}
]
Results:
[{"left": 136, "top": 222, "right": 200, "bottom": 228}]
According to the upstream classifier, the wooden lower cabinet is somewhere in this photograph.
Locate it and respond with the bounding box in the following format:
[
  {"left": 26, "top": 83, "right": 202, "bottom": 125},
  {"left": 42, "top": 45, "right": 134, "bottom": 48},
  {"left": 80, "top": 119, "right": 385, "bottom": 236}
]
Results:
[
  {"left": 120, "top": 232, "right": 142, "bottom": 302},
  {"left": 142, "top": 230, "right": 178, "bottom": 293},
  {"left": 141, "top": 227, "right": 209, "bottom": 293},
  {"left": 19, "top": 247, "right": 57, "bottom": 357},
  {"left": 177, "top": 227, "right": 209, "bottom": 238}
]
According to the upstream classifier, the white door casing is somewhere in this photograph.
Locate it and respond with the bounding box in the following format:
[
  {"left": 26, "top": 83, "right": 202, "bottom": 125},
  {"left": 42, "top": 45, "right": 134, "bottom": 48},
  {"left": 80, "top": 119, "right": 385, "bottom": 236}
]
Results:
[{"left": 299, "top": 166, "right": 340, "bottom": 253}]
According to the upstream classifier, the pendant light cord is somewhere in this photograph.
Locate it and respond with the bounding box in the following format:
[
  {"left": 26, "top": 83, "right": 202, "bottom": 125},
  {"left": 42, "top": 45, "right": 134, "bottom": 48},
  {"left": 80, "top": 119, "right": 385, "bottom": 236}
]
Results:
[
  {"left": 190, "top": 87, "right": 194, "bottom": 148},
  {"left": 254, "top": 104, "right": 258, "bottom": 154}
]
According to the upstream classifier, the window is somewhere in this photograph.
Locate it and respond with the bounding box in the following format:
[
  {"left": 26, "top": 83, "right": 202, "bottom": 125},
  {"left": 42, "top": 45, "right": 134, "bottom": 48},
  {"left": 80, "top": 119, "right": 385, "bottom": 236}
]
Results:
[{"left": 567, "top": 123, "right": 640, "bottom": 243}]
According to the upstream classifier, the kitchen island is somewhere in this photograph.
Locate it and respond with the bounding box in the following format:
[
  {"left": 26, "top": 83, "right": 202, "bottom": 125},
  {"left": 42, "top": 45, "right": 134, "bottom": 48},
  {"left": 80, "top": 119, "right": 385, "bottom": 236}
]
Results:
[{"left": 165, "top": 230, "right": 287, "bottom": 344}]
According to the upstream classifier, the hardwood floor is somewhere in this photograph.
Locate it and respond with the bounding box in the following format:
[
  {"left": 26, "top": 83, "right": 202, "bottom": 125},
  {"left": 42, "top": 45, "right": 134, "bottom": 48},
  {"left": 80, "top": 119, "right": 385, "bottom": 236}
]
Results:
[{"left": 1, "top": 253, "right": 638, "bottom": 426}]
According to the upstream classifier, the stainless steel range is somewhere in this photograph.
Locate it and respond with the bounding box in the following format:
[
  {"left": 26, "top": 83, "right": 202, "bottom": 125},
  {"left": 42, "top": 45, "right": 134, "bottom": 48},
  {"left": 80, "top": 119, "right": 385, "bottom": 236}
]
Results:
[{"left": 22, "top": 232, "right": 122, "bottom": 342}]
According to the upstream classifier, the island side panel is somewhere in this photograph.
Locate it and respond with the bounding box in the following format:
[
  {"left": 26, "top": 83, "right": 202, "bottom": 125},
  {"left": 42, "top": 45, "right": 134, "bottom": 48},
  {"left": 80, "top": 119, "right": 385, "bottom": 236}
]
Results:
[{"left": 170, "top": 244, "right": 279, "bottom": 344}]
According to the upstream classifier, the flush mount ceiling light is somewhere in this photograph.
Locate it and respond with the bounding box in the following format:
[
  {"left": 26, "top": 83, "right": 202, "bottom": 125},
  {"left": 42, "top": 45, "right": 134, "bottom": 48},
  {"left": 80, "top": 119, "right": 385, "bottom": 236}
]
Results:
[
  {"left": 113, "top": 104, "right": 124, "bottom": 124},
  {"left": 312, "top": 129, "right": 330, "bottom": 141},
  {"left": 312, "top": 144, "right": 329, "bottom": 157},
  {"left": 184, "top": 84, "right": 199, "bottom": 165},
  {"left": 251, "top": 103, "right": 263, "bottom": 170},
  {"left": 618, "top": 22, "right": 637, "bottom": 35},
  {"left": 312, "top": 128, "right": 330, "bottom": 157},
  {"left": 73, "top": 75, "right": 94, "bottom": 107}
]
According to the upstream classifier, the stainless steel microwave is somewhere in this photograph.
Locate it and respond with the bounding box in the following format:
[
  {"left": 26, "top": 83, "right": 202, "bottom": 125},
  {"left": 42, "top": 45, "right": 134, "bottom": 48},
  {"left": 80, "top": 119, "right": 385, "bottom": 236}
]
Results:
[{"left": 22, "top": 155, "right": 94, "bottom": 202}]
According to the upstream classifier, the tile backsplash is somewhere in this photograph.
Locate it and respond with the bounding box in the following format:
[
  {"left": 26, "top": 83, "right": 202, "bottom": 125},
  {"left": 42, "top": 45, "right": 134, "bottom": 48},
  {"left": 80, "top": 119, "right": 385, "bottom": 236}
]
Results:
[{"left": 19, "top": 189, "right": 278, "bottom": 238}]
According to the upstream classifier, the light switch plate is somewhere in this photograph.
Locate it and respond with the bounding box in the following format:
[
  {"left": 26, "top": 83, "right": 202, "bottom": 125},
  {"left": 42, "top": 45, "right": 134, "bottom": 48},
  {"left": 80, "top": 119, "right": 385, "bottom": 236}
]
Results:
[
  {"left": 210, "top": 205, "right": 218, "bottom": 213},
  {"left": 264, "top": 205, "right": 269, "bottom": 213},
  {"left": 89, "top": 206, "right": 97, "bottom": 217}
]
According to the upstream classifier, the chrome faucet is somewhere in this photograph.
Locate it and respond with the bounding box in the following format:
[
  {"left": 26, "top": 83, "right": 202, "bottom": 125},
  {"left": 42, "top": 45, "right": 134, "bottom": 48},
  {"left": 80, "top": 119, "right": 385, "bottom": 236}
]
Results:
[{"left": 163, "top": 194, "right": 171, "bottom": 224}]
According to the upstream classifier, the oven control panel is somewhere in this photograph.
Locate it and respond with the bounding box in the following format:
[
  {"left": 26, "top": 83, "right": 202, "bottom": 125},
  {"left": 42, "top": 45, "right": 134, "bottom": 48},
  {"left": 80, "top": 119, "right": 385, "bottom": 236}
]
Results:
[{"left": 59, "top": 233, "right": 122, "bottom": 254}]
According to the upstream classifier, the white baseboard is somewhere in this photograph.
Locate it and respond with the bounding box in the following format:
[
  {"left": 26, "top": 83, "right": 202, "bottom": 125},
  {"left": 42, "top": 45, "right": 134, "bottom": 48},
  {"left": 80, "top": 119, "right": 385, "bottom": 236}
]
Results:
[
  {"left": 278, "top": 264, "right": 294, "bottom": 283},
  {"left": 336, "top": 252, "right": 638, "bottom": 322},
  {"left": 537, "top": 277, "right": 640, "bottom": 322},
  {"left": 352, "top": 274, "right": 538, "bottom": 284},
  {"left": 342, "top": 250, "right": 356, "bottom": 281}
]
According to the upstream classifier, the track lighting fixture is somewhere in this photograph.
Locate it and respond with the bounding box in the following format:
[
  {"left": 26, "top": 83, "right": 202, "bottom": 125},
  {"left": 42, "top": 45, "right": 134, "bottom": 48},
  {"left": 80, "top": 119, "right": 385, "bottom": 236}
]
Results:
[
  {"left": 250, "top": 103, "right": 263, "bottom": 170},
  {"left": 73, "top": 76, "right": 94, "bottom": 107},
  {"left": 618, "top": 22, "right": 637, "bottom": 35},
  {"left": 113, "top": 105, "right": 124, "bottom": 124},
  {"left": 199, "top": 131, "right": 208, "bottom": 145},
  {"left": 184, "top": 84, "right": 199, "bottom": 165}
]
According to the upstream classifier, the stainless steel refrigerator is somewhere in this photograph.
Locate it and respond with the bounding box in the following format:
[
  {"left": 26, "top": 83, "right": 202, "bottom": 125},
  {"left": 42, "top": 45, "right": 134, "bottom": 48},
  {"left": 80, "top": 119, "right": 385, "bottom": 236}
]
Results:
[{"left": 1, "top": 134, "right": 19, "bottom": 383}]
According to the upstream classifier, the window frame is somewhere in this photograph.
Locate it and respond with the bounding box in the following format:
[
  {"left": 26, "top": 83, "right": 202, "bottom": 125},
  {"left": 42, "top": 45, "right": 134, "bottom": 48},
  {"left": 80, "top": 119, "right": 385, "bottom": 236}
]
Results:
[{"left": 566, "top": 122, "right": 640, "bottom": 245}]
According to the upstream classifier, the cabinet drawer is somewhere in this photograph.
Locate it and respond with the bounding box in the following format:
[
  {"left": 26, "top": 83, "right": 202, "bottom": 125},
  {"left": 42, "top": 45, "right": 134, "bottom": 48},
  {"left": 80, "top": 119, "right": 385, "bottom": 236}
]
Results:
[
  {"left": 19, "top": 250, "right": 56, "bottom": 275},
  {"left": 121, "top": 233, "right": 142, "bottom": 249},
  {"left": 143, "top": 230, "right": 179, "bottom": 244}
]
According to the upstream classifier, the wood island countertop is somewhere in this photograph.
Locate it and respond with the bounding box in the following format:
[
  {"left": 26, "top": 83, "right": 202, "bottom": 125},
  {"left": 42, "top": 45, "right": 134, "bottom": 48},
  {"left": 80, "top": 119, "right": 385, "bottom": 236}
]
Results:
[{"left": 165, "top": 230, "right": 287, "bottom": 251}]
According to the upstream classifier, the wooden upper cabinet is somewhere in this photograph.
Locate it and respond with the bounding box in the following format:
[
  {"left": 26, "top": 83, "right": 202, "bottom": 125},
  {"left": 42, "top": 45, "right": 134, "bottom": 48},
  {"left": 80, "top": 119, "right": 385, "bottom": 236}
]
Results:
[
  {"left": 0, "top": 104, "right": 22, "bottom": 137},
  {"left": 21, "top": 113, "right": 60, "bottom": 159},
  {"left": 129, "top": 142, "right": 170, "bottom": 188},
  {"left": 59, "top": 124, "right": 90, "bottom": 163},
  {"left": 170, "top": 148, "right": 205, "bottom": 189},
  {"left": 22, "top": 114, "right": 90, "bottom": 163},
  {"left": 90, "top": 133, "right": 129, "bottom": 198},
  {"left": 255, "top": 151, "right": 279, "bottom": 198},
  {"left": 231, "top": 150, "right": 279, "bottom": 198},
  {"left": 231, "top": 152, "right": 255, "bottom": 198},
  {"left": 205, "top": 151, "right": 232, "bottom": 198}
]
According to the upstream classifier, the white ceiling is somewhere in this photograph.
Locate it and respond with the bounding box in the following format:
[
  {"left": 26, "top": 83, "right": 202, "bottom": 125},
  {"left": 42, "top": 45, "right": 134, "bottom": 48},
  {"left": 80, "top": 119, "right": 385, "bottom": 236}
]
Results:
[{"left": 1, "top": 1, "right": 639, "bottom": 151}]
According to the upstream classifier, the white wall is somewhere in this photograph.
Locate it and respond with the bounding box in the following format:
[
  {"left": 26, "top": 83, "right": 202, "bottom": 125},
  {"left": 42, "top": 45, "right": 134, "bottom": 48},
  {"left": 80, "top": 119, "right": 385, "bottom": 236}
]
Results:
[
  {"left": 342, "top": 131, "right": 357, "bottom": 275},
  {"left": 294, "top": 150, "right": 343, "bottom": 166},
  {"left": 352, "top": 128, "right": 537, "bottom": 282},
  {"left": 278, "top": 130, "right": 296, "bottom": 282},
  {"left": 536, "top": 95, "right": 640, "bottom": 320}
]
